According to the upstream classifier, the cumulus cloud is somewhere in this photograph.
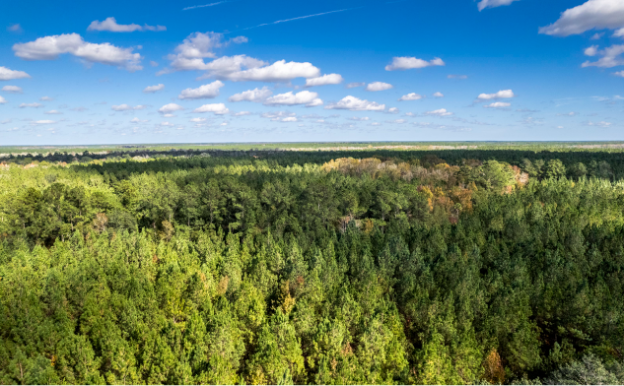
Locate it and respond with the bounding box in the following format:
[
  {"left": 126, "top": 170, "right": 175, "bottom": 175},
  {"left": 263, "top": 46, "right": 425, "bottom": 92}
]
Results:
[
  {"left": 366, "top": 82, "right": 393, "bottom": 92},
  {"left": 13, "top": 33, "right": 142, "bottom": 71},
  {"left": 190, "top": 117, "right": 207, "bottom": 123},
  {"left": 162, "top": 32, "right": 252, "bottom": 73},
  {"left": 281, "top": 117, "right": 298, "bottom": 122},
  {"left": 221, "top": 60, "right": 320, "bottom": 82},
  {"left": 2, "top": 85, "right": 22, "bottom": 93},
  {"left": 424, "top": 108, "right": 453, "bottom": 117},
  {"left": 143, "top": 84, "right": 164, "bottom": 93},
  {"left": 0, "top": 66, "right": 30, "bottom": 81},
  {"left": 477, "top": 89, "right": 515, "bottom": 100},
  {"left": 158, "top": 103, "right": 184, "bottom": 114},
  {"left": 305, "top": 73, "right": 343, "bottom": 87},
  {"left": 262, "top": 111, "right": 296, "bottom": 121},
  {"left": 485, "top": 102, "right": 511, "bottom": 108},
  {"left": 130, "top": 117, "right": 148, "bottom": 123},
  {"left": 346, "top": 82, "right": 365, "bottom": 88},
  {"left": 87, "top": 17, "right": 166, "bottom": 32},
  {"left": 32, "top": 120, "right": 55, "bottom": 124},
  {"left": 385, "top": 57, "right": 445, "bottom": 71},
  {"left": 228, "top": 86, "right": 272, "bottom": 102},
  {"left": 539, "top": 0, "right": 624, "bottom": 37},
  {"left": 0, "top": 96, "right": 6, "bottom": 104},
  {"left": 112, "top": 104, "right": 145, "bottom": 111},
  {"left": 582, "top": 44, "right": 624, "bottom": 68},
  {"left": 45, "top": 110, "right": 62, "bottom": 114},
  {"left": 477, "top": 0, "right": 520, "bottom": 11},
  {"left": 20, "top": 102, "right": 42, "bottom": 108},
  {"left": 325, "top": 96, "right": 386, "bottom": 111},
  {"left": 585, "top": 45, "right": 599, "bottom": 56},
  {"left": 615, "top": 70, "right": 624, "bottom": 77},
  {"left": 398, "top": 93, "right": 423, "bottom": 101},
  {"left": 433, "top": 92, "right": 444, "bottom": 98},
  {"left": 387, "top": 107, "right": 399, "bottom": 114},
  {"left": 178, "top": 80, "right": 224, "bottom": 99},
  {"left": 264, "top": 90, "right": 322, "bottom": 107},
  {"left": 194, "top": 103, "right": 229, "bottom": 114},
  {"left": 234, "top": 111, "right": 251, "bottom": 116},
  {"left": 585, "top": 120, "right": 612, "bottom": 127}
]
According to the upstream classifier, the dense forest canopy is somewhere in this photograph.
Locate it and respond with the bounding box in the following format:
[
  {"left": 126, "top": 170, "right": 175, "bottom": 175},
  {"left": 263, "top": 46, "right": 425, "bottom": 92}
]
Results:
[{"left": 1, "top": 147, "right": 624, "bottom": 384}]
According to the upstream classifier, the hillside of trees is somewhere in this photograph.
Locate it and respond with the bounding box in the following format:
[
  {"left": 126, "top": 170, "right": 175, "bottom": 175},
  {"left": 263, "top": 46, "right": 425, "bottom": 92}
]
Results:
[{"left": 1, "top": 149, "right": 624, "bottom": 384}]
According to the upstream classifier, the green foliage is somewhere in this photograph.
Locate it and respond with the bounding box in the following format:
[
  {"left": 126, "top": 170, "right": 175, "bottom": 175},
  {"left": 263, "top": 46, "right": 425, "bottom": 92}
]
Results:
[{"left": 1, "top": 150, "right": 624, "bottom": 384}]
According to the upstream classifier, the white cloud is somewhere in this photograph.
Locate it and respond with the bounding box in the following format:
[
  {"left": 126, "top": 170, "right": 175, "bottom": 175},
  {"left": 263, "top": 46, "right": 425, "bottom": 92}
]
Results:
[
  {"left": 158, "top": 103, "right": 184, "bottom": 114},
  {"left": 265, "top": 90, "right": 322, "bottom": 107},
  {"left": 447, "top": 74, "right": 468, "bottom": 79},
  {"left": 40, "top": 96, "right": 53, "bottom": 101},
  {"left": 325, "top": 96, "right": 386, "bottom": 111},
  {"left": 399, "top": 93, "right": 423, "bottom": 101},
  {"left": 45, "top": 110, "right": 62, "bottom": 114},
  {"left": 385, "top": 56, "right": 445, "bottom": 71},
  {"left": 229, "top": 86, "right": 272, "bottom": 102},
  {"left": 349, "top": 116, "right": 370, "bottom": 121},
  {"left": 582, "top": 44, "right": 624, "bottom": 68},
  {"left": 433, "top": 92, "right": 444, "bottom": 98},
  {"left": 615, "top": 70, "right": 624, "bottom": 77},
  {"left": 1, "top": 85, "right": 22, "bottom": 93},
  {"left": 485, "top": 102, "right": 511, "bottom": 108},
  {"left": 222, "top": 60, "right": 320, "bottom": 82},
  {"left": 112, "top": 104, "right": 145, "bottom": 111},
  {"left": 366, "top": 82, "right": 393, "bottom": 92},
  {"left": 179, "top": 80, "right": 224, "bottom": 99},
  {"left": 8, "top": 24, "right": 22, "bottom": 33},
  {"left": 0, "top": 66, "right": 30, "bottom": 81},
  {"left": 130, "top": 117, "right": 148, "bottom": 123},
  {"left": 234, "top": 111, "right": 251, "bottom": 116},
  {"left": 150, "top": 61, "right": 159, "bottom": 67},
  {"left": 263, "top": 111, "right": 295, "bottom": 120},
  {"left": 591, "top": 32, "right": 605, "bottom": 39},
  {"left": 194, "top": 103, "right": 229, "bottom": 114},
  {"left": 477, "top": 0, "right": 520, "bottom": 11},
  {"left": 477, "top": 89, "right": 515, "bottom": 100},
  {"left": 388, "top": 107, "right": 399, "bottom": 114},
  {"left": 163, "top": 32, "right": 253, "bottom": 73},
  {"left": 388, "top": 119, "right": 406, "bottom": 124},
  {"left": 87, "top": 17, "right": 166, "bottom": 32},
  {"left": 190, "top": 117, "right": 207, "bottom": 122},
  {"left": 305, "top": 73, "right": 343, "bottom": 87},
  {"left": 346, "top": 82, "right": 365, "bottom": 88},
  {"left": 539, "top": 0, "right": 624, "bottom": 37},
  {"left": 281, "top": 117, "right": 297, "bottom": 122},
  {"left": 0, "top": 96, "right": 6, "bottom": 104},
  {"left": 586, "top": 120, "right": 612, "bottom": 127},
  {"left": 143, "top": 84, "right": 164, "bottom": 93},
  {"left": 13, "top": 33, "right": 142, "bottom": 71},
  {"left": 20, "top": 102, "right": 42, "bottom": 108},
  {"left": 425, "top": 108, "right": 453, "bottom": 117},
  {"left": 585, "top": 45, "right": 599, "bottom": 56},
  {"left": 32, "top": 120, "right": 55, "bottom": 124}
]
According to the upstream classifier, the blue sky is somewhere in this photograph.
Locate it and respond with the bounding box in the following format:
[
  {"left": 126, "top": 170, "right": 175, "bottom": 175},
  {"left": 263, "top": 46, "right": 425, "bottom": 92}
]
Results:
[{"left": 1, "top": 0, "right": 624, "bottom": 145}]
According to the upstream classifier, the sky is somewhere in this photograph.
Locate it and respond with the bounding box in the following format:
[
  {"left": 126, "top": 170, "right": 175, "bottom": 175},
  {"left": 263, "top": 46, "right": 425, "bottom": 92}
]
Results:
[{"left": 1, "top": 0, "right": 624, "bottom": 145}]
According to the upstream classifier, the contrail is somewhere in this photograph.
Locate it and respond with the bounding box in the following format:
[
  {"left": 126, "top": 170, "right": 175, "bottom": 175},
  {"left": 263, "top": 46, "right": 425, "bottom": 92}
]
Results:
[
  {"left": 183, "top": 1, "right": 228, "bottom": 11},
  {"left": 245, "top": 7, "right": 362, "bottom": 30}
]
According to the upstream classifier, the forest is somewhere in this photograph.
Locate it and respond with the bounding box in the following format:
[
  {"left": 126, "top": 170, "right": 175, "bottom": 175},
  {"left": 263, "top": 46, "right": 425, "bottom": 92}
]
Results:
[{"left": 1, "top": 146, "right": 624, "bottom": 385}]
